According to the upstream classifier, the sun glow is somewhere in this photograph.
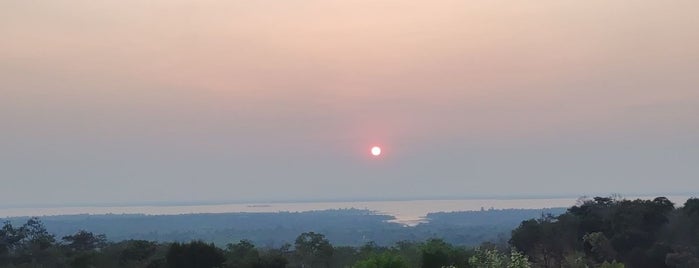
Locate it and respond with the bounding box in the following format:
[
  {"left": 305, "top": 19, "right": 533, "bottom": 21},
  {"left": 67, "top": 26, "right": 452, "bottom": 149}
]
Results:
[{"left": 371, "top": 146, "right": 382, "bottom": 156}]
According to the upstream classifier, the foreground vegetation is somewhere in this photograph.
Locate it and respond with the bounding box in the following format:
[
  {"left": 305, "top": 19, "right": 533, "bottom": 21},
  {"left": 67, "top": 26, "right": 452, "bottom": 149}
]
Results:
[
  {"left": 1, "top": 196, "right": 697, "bottom": 267},
  {"left": 509, "top": 196, "right": 699, "bottom": 268},
  {"left": 0, "top": 226, "right": 525, "bottom": 268}
]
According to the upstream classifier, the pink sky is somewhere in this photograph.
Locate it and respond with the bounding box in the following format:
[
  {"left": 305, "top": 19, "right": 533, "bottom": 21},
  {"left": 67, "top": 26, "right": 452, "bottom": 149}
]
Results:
[{"left": 1, "top": 1, "right": 698, "bottom": 206}]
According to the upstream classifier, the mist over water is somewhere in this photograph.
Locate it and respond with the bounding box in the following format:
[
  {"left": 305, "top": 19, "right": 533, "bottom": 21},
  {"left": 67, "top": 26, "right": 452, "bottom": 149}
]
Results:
[{"left": 1, "top": 196, "right": 690, "bottom": 226}]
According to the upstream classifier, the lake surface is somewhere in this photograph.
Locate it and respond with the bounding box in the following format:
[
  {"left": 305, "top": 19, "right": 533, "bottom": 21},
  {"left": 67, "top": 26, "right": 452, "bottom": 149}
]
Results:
[{"left": 1, "top": 195, "right": 691, "bottom": 226}]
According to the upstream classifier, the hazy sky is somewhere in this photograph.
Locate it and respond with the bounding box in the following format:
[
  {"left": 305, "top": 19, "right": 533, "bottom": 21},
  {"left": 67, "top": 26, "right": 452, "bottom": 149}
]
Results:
[{"left": 2, "top": 0, "right": 698, "bottom": 206}]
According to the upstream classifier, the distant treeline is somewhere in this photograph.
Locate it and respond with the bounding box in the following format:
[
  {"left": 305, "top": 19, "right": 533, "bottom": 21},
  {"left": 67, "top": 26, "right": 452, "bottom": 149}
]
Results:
[
  {"left": 1, "top": 197, "right": 698, "bottom": 267},
  {"left": 5, "top": 208, "right": 565, "bottom": 247}
]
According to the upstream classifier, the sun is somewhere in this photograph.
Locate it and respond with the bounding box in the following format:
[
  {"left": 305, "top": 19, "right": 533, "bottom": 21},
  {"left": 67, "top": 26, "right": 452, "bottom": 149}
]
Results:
[{"left": 371, "top": 146, "right": 382, "bottom": 156}]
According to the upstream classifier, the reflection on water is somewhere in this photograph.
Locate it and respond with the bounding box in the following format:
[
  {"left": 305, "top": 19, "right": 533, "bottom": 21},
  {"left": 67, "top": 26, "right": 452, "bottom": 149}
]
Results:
[{"left": 0, "top": 196, "right": 690, "bottom": 226}]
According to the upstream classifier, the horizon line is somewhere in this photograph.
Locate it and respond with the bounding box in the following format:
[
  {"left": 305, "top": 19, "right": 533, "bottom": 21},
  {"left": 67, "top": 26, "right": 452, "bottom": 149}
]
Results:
[{"left": 1, "top": 191, "right": 695, "bottom": 210}]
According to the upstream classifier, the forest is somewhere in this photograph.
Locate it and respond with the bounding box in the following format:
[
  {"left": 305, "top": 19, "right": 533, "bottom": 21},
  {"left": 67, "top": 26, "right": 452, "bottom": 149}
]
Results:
[
  {"left": 1, "top": 196, "right": 698, "bottom": 268},
  {"left": 5, "top": 208, "right": 566, "bottom": 247}
]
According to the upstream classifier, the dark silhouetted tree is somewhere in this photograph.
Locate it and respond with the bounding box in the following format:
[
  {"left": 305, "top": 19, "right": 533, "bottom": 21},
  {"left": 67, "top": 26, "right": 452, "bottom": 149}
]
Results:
[
  {"left": 420, "top": 238, "right": 456, "bottom": 268},
  {"left": 166, "top": 241, "right": 225, "bottom": 268},
  {"left": 120, "top": 240, "right": 158, "bottom": 265},
  {"left": 294, "top": 232, "right": 334, "bottom": 268},
  {"left": 225, "top": 239, "right": 260, "bottom": 268},
  {"left": 62, "top": 230, "right": 107, "bottom": 251}
]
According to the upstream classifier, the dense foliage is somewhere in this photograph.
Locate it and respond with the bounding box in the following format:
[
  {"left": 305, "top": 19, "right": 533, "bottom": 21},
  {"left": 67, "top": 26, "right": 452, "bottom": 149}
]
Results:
[
  {"left": 1, "top": 197, "right": 698, "bottom": 267},
  {"left": 0, "top": 219, "right": 528, "bottom": 268},
  {"left": 509, "top": 197, "right": 699, "bottom": 268},
  {"left": 0, "top": 218, "right": 529, "bottom": 268}
]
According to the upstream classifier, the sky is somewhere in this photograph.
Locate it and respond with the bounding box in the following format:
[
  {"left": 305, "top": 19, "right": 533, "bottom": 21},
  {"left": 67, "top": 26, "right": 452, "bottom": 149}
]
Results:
[{"left": 1, "top": 0, "right": 698, "bottom": 207}]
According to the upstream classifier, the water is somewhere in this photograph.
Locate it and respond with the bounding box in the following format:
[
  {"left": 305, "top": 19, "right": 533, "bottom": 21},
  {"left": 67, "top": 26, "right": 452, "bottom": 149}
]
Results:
[{"left": 0, "top": 195, "right": 691, "bottom": 226}]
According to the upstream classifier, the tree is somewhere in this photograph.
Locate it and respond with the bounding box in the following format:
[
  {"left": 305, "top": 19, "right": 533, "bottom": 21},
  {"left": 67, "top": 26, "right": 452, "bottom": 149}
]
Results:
[
  {"left": 509, "top": 215, "right": 569, "bottom": 267},
  {"left": 583, "top": 232, "right": 616, "bottom": 263},
  {"left": 62, "top": 230, "right": 107, "bottom": 251},
  {"left": 468, "top": 248, "right": 505, "bottom": 268},
  {"left": 257, "top": 244, "right": 289, "bottom": 268},
  {"left": 225, "top": 239, "right": 260, "bottom": 268},
  {"left": 166, "top": 241, "right": 225, "bottom": 268},
  {"left": 663, "top": 198, "right": 699, "bottom": 267},
  {"left": 294, "top": 232, "right": 333, "bottom": 268},
  {"left": 354, "top": 252, "right": 407, "bottom": 268},
  {"left": 512, "top": 196, "right": 684, "bottom": 268},
  {"left": 599, "top": 260, "right": 625, "bottom": 268},
  {"left": 0, "top": 221, "right": 23, "bottom": 265},
  {"left": 359, "top": 241, "right": 382, "bottom": 256},
  {"left": 508, "top": 250, "right": 532, "bottom": 268},
  {"left": 0, "top": 218, "right": 58, "bottom": 265},
  {"left": 15, "top": 217, "right": 57, "bottom": 264},
  {"left": 258, "top": 251, "right": 289, "bottom": 268},
  {"left": 393, "top": 240, "right": 421, "bottom": 266},
  {"left": 20, "top": 217, "right": 56, "bottom": 251},
  {"left": 120, "top": 240, "right": 158, "bottom": 265},
  {"left": 420, "top": 239, "right": 456, "bottom": 268},
  {"left": 466, "top": 248, "right": 531, "bottom": 268}
]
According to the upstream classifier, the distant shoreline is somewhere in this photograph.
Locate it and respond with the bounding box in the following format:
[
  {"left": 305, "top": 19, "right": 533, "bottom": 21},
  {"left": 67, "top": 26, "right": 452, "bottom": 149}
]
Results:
[
  {"left": 1, "top": 192, "right": 694, "bottom": 210},
  {"left": 1, "top": 195, "right": 692, "bottom": 226}
]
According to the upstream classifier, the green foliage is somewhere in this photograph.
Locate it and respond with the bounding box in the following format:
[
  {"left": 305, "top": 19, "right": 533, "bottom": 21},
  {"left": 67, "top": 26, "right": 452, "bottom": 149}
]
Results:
[
  {"left": 166, "top": 241, "right": 225, "bottom": 268},
  {"left": 599, "top": 260, "right": 625, "bottom": 268},
  {"left": 391, "top": 240, "right": 421, "bottom": 266},
  {"left": 225, "top": 239, "right": 260, "bottom": 268},
  {"left": 353, "top": 252, "right": 407, "bottom": 268},
  {"left": 62, "top": 230, "right": 107, "bottom": 251},
  {"left": 258, "top": 250, "right": 289, "bottom": 268},
  {"left": 294, "top": 232, "right": 334, "bottom": 268},
  {"left": 0, "top": 217, "right": 60, "bottom": 266},
  {"left": 420, "top": 239, "right": 457, "bottom": 268},
  {"left": 561, "top": 251, "right": 588, "bottom": 268},
  {"left": 582, "top": 232, "right": 616, "bottom": 262},
  {"left": 507, "top": 250, "right": 531, "bottom": 268},
  {"left": 510, "top": 196, "right": 699, "bottom": 268},
  {"left": 21, "top": 217, "right": 56, "bottom": 251},
  {"left": 468, "top": 248, "right": 505, "bottom": 268},
  {"left": 2, "top": 197, "right": 699, "bottom": 268},
  {"left": 69, "top": 251, "right": 100, "bottom": 268},
  {"left": 509, "top": 214, "right": 572, "bottom": 267},
  {"left": 119, "top": 240, "right": 159, "bottom": 265},
  {"left": 467, "top": 248, "right": 531, "bottom": 268}
]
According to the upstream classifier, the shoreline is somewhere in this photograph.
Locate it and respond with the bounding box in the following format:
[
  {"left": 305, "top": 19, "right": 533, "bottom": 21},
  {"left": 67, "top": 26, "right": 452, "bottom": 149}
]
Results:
[{"left": 1, "top": 195, "right": 692, "bottom": 226}]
